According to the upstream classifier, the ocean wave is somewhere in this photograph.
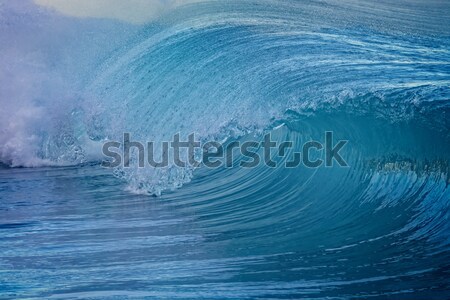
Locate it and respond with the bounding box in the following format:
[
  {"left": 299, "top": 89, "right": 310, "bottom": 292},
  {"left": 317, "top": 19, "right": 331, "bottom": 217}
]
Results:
[{"left": 2, "top": 1, "right": 450, "bottom": 298}]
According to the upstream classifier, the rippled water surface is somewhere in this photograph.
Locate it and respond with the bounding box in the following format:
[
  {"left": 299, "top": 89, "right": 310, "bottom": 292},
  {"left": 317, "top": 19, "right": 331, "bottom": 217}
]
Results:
[{"left": 1, "top": 155, "right": 449, "bottom": 299}]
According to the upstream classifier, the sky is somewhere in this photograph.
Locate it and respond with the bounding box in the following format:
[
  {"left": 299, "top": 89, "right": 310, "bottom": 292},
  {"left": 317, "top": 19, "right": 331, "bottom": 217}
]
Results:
[{"left": 33, "top": 0, "right": 201, "bottom": 24}]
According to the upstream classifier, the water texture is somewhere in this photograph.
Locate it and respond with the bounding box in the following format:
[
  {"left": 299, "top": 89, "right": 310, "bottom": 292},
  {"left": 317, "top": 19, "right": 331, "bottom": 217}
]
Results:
[{"left": 0, "top": 0, "right": 449, "bottom": 299}]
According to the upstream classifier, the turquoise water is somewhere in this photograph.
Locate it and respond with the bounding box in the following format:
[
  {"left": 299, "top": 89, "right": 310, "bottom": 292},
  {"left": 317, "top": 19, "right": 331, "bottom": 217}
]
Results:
[
  {"left": 1, "top": 0, "right": 450, "bottom": 299},
  {"left": 1, "top": 147, "right": 449, "bottom": 299}
]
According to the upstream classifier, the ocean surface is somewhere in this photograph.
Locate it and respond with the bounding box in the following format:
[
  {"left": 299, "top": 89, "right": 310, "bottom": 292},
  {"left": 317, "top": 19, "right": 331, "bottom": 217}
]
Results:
[{"left": 1, "top": 0, "right": 450, "bottom": 299}]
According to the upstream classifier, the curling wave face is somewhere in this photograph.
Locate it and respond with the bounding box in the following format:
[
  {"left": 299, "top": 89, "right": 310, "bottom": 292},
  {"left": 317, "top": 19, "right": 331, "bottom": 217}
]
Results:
[{"left": 82, "top": 0, "right": 450, "bottom": 194}]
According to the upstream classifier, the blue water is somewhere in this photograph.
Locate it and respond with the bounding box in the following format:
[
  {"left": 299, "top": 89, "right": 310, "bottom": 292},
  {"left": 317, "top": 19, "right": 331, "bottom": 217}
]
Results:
[{"left": 1, "top": 0, "right": 450, "bottom": 299}]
